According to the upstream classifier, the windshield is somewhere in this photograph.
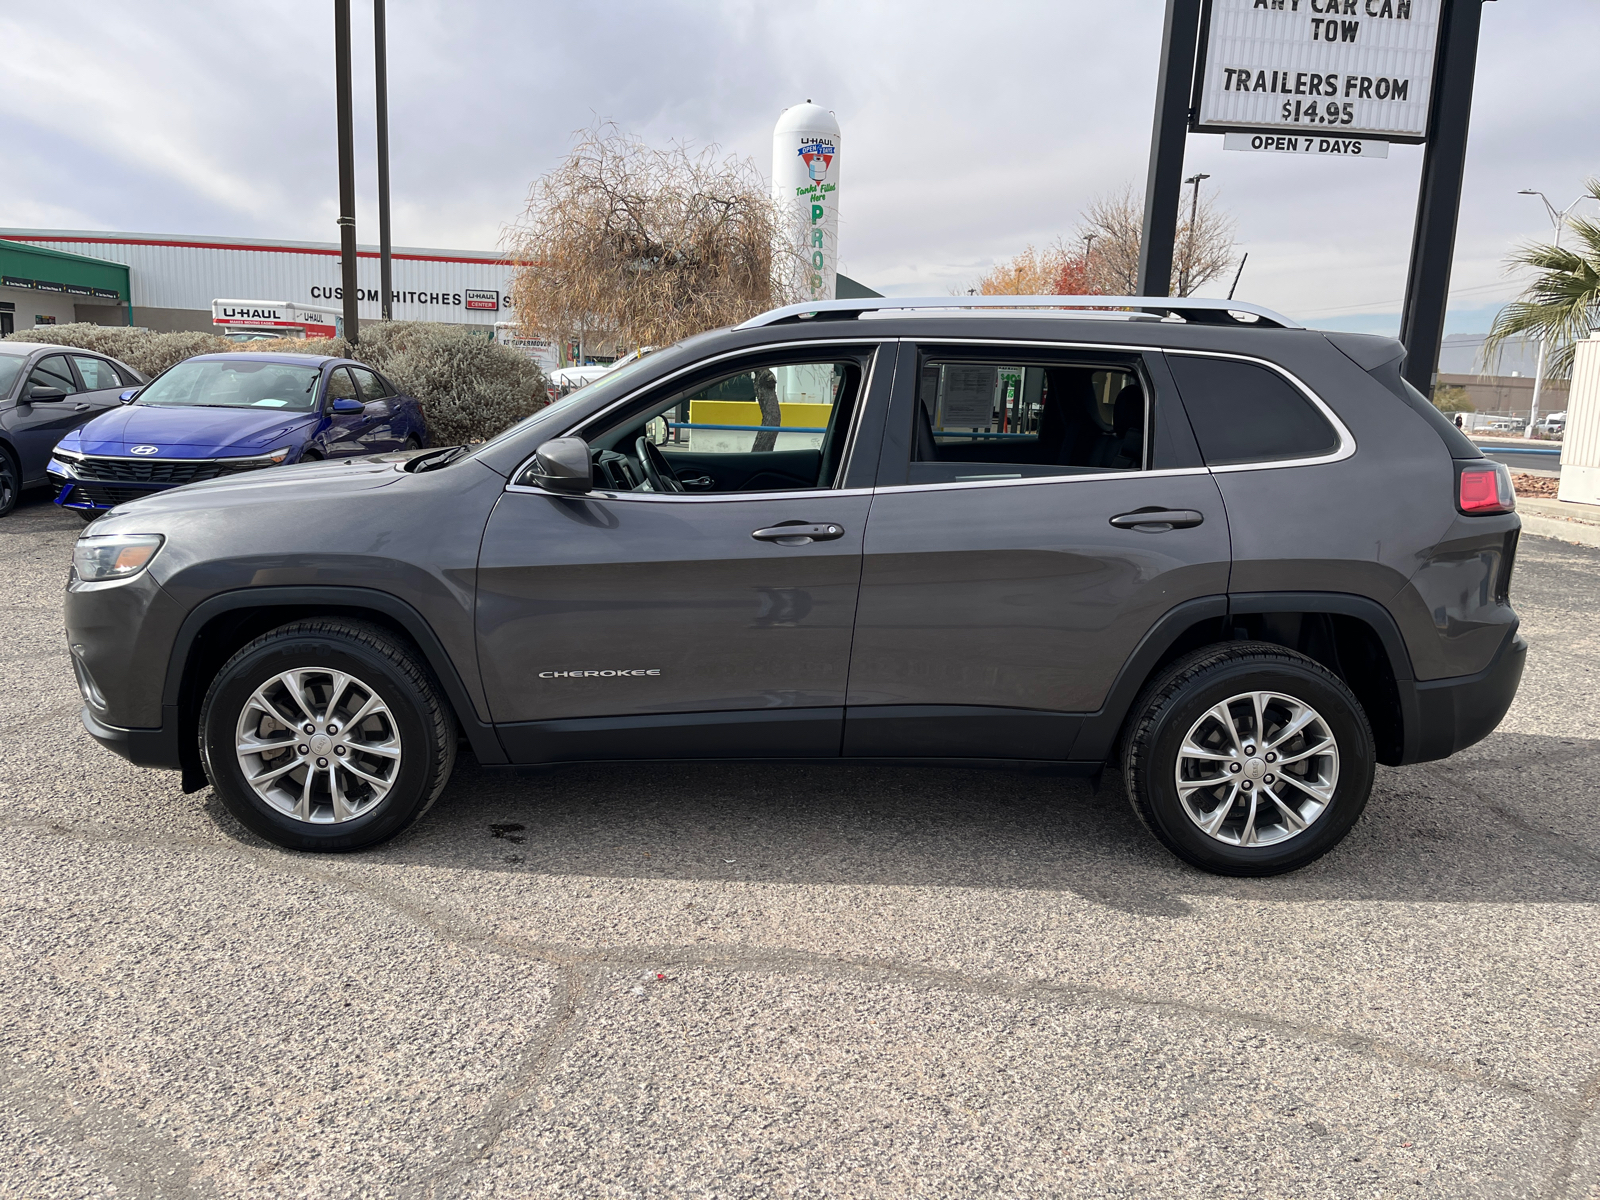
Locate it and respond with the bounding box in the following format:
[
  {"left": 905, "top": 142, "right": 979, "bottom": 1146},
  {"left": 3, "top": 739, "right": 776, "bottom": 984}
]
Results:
[
  {"left": 137, "top": 359, "right": 323, "bottom": 411},
  {"left": 468, "top": 348, "right": 681, "bottom": 459},
  {"left": 0, "top": 356, "right": 24, "bottom": 398}
]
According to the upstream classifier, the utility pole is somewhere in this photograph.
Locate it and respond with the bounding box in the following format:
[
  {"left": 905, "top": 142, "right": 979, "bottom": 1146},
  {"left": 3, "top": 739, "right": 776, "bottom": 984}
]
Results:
[
  {"left": 1178, "top": 172, "right": 1209, "bottom": 297},
  {"left": 1516, "top": 188, "right": 1592, "bottom": 438},
  {"left": 333, "top": 0, "right": 361, "bottom": 344},
  {"left": 1398, "top": 0, "right": 1490, "bottom": 397},
  {"left": 374, "top": 0, "right": 393, "bottom": 322},
  {"left": 1137, "top": 0, "right": 1204, "bottom": 298}
]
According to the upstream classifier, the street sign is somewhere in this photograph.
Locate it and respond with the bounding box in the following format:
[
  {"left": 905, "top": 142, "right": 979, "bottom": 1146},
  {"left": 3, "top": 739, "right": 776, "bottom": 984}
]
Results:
[
  {"left": 1223, "top": 131, "right": 1390, "bottom": 158},
  {"left": 1193, "top": 0, "right": 1442, "bottom": 144}
]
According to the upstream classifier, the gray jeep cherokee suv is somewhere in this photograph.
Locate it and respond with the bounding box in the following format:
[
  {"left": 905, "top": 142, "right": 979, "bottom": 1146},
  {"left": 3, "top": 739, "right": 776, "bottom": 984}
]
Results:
[{"left": 64, "top": 296, "right": 1525, "bottom": 876}]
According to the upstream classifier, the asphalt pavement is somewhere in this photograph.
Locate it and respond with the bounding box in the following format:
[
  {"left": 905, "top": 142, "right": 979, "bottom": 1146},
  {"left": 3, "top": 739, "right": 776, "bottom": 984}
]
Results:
[{"left": 3, "top": 488, "right": 1599, "bottom": 1199}]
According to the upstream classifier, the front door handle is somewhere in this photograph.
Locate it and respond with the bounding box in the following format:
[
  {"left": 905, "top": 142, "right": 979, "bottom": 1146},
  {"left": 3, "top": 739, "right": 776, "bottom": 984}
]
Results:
[
  {"left": 752, "top": 522, "right": 846, "bottom": 546},
  {"left": 73, "top": 403, "right": 91, "bottom": 411},
  {"left": 1109, "top": 508, "right": 1204, "bottom": 532},
  {"left": 681, "top": 475, "right": 714, "bottom": 489}
]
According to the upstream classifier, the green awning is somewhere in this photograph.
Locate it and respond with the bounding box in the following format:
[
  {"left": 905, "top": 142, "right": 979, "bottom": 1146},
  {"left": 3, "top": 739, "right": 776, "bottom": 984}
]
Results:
[{"left": 0, "top": 238, "right": 130, "bottom": 302}]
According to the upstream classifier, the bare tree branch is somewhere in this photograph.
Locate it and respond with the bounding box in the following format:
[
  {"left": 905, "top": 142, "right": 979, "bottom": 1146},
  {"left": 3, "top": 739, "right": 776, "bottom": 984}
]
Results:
[{"left": 504, "top": 123, "right": 804, "bottom": 356}]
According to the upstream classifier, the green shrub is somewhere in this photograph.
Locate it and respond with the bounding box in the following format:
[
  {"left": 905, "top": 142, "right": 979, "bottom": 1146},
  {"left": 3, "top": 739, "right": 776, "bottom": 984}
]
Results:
[
  {"left": 2, "top": 323, "right": 232, "bottom": 378},
  {"left": 231, "top": 321, "right": 547, "bottom": 444},
  {"left": 1431, "top": 384, "right": 1474, "bottom": 413},
  {"left": 4, "top": 320, "right": 547, "bottom": 444}
]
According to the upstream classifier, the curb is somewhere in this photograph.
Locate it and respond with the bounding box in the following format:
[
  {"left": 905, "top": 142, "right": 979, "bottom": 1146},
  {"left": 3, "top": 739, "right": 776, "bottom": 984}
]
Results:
[{"left": 1519, "top": 514, "right": 1600, "bottom": 548}]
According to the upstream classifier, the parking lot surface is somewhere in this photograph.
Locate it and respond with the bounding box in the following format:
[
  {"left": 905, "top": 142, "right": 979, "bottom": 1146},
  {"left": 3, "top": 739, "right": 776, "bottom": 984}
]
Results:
[{"left": 3, "top": 491, "right": 1599, "bottom": 1199}]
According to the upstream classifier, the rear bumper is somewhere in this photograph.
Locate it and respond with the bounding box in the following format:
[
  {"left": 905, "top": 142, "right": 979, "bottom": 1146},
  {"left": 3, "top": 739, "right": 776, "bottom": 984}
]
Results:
[{"left": 1400, "top": 630, "right": 1527, "bottom": 764}]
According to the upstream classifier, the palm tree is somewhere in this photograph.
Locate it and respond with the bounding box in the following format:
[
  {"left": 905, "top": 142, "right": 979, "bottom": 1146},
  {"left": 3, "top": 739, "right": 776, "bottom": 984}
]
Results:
[{"left": 1483, "top": 178, "right": 1600, "bottom": 380}]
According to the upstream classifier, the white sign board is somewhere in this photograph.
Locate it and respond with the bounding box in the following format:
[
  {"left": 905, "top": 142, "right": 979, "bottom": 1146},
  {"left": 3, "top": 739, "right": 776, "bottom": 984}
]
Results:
[
  {"left": 1194, "top": 0, "right": 1441, "bottom": 144},
  {"left": 1224, "top": 131, "right": 1389, "bottom": 158}
]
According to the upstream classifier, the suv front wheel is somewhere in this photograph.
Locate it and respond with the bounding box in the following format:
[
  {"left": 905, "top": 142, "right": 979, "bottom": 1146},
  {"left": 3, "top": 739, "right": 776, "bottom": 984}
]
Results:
[
  {"left": 199, "top": 619, "right": 456, "bottom": 851},
  {"left": 1122, "top": 642, "right": 1374, "bottom": 876}
]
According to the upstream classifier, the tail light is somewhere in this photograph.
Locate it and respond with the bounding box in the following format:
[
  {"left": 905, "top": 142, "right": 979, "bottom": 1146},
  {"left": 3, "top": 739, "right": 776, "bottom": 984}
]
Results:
[{"left": 1457, "top": 460, "right": 1515, "bottom": 515}]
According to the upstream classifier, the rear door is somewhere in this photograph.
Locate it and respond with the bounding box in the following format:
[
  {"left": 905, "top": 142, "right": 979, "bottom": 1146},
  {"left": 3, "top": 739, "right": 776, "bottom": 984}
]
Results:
[
  {"left": 843, "top": 340, "right": 1231, "bottom": 761},
  {"left": 475, "top": 340, "right": 893, "bottom": 764}
]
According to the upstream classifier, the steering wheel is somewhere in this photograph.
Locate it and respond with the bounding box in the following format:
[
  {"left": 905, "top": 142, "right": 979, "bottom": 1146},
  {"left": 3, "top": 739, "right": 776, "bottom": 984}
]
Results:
[{"left": 634, "top": 437, "right": 684, "bottom": 493}]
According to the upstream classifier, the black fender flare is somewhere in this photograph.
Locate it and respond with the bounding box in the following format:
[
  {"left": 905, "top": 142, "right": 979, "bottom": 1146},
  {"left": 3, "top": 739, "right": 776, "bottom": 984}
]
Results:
[
  {"left": 1070, "top": 591, "right": 1416, "bottom": 762},
  {"left": 163, "top": 585, "right": 507, "bottom": 765}
]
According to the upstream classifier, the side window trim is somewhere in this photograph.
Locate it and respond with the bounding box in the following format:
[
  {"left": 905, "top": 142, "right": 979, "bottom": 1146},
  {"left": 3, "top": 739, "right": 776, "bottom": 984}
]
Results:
[{"left": 1161, "top": 348, "right": 1355, "bottom": 472}]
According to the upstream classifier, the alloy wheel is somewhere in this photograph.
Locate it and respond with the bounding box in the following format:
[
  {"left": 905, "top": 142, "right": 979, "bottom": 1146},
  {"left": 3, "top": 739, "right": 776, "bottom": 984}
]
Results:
[
  {"left": 1173, "top": 690, "right": 1340, "bottom": 847},
  {"left": 234, "top": 668, "right": 402, "bottom": 824}
]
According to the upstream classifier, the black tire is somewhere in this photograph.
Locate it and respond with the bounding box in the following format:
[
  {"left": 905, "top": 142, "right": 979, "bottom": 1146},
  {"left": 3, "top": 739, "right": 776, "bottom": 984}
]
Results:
[
  {"left": 300, "top": 449, "right": 323, "bottom": 462},
  {"left": 0, "top": 446, "right": 17, "bottom": 518},
  {"left": 403, "top": 435, "right": 422, "bottom": 451},
  {"left": 199, "top": 619, "right": 456, "bottom": 851},
  {"left": 76, "top": 508, "right": 100, "bottom": 523},
  {"left": 1122, "top": 641, "right": 1374, "bottom": 877}
]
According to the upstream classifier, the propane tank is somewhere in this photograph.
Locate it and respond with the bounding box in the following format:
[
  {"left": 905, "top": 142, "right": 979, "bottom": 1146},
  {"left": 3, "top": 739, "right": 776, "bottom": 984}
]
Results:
[{"left": 772, "top": 100, "right": 841, "bottom": 303}]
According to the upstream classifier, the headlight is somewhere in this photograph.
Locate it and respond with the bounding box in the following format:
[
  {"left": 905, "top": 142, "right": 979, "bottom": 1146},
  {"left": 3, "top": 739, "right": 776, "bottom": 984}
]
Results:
[
  {"left": 48, "top": 458, "right": 76, "bottom": 477},
  {"left": 73, "top": 534, "right": 164, "bottom": 582},
  {"left": 268, "top": 447, "right": 292, "bottom": 463}
]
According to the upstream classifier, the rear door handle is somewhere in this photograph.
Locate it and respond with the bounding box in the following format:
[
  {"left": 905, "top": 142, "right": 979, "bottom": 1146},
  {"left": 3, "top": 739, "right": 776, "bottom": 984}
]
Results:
[
  {"left": 752, "top": 522, "right": 846, "bottom": 545},
  {"left": 1109, "top": 508, "right": 1204, "bottom": 531}
]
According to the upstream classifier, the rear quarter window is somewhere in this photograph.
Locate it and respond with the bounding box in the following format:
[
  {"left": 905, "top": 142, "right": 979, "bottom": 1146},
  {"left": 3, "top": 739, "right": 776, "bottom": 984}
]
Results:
[{"left": 1167, "top": 354, "right": 1340, "bottom": 466}]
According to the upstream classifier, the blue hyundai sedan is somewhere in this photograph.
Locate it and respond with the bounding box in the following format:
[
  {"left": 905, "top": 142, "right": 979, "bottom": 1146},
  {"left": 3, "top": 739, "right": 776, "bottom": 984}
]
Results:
[{"left": 49, "top": 353, "right": 428, "bottom": 520}]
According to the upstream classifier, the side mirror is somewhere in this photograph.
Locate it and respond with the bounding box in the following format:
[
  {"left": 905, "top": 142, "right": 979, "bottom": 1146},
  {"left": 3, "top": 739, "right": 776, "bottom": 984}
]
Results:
[
  {"left": 119, "top": 388, "right": 141, "bottom": 403},
  {"left": 529, "top": 436, "right": 593, "bottom": 495},
  {"left": 27, "top": 386, "right": 67, "bottom": 403},
  {"left": 331, "top": 396, "right": 366, "bottom": 414}
]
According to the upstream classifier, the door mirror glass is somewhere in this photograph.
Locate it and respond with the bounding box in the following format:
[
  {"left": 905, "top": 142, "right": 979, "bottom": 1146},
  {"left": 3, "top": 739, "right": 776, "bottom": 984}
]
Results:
[
  {"left": 331, "top": 396, "right": 366, "bottom": 414},
  {"left": 530, "top": 436, "right": 593, "bottom": 494}
]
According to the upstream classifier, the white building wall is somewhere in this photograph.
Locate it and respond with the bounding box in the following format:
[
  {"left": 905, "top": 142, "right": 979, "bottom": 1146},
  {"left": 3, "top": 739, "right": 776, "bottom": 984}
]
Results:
[{"left": 0, "top": 230, "right": 516, "bottom": 327}]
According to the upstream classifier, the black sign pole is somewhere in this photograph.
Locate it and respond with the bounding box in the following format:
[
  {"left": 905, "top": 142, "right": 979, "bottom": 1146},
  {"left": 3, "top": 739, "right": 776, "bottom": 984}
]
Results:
[
  {"left": 374, "top": 0, "right": 393, "bottom": 323},
  {"left": 333, "top": 0, "right": 361, "bottom": 345},
  {"left": 1137, "top": 0, "right": 1204, "bottom": 298},
  {"left": 1398, "top": 0, "right": 1488, "bottom": 396}
]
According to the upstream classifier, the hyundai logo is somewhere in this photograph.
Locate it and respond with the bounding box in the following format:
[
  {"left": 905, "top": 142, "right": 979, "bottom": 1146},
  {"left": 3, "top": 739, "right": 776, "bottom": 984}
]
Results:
[{"left": 130, "top": 445, "right": 160, "bottom": 456}]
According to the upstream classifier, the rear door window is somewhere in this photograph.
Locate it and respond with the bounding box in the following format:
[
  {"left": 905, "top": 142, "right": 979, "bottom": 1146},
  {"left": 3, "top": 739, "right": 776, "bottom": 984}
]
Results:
[
  {"left": 1166, "top": 354, "right": 1340, "bottom": 466},
  {"left": 71, "top": 356, "right": 122, "bottom": 391},
  {"left": 909, "top": 356, "right": 1148, "bottom": 484}
]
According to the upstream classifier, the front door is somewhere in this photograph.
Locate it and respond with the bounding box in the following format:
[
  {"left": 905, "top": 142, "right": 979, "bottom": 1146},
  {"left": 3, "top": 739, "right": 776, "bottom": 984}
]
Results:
[
  {"left": 10, "top": 353, "right": 94, "bottom": 481},
  {"left": 843, "top": 341, "right": 1231, "bottom": 761},
  {"left": 475, "top": 341, "right": 893, "bottom": 764},
  {"left": 320, "top": 367, "right": 370, "bottom": 456}
]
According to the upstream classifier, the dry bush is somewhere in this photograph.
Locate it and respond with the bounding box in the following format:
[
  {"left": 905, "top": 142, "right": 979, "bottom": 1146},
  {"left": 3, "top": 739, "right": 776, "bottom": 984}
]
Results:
[
  {"left": 1081, "top": 186, "right": 1237, "bottom": 297},
  {"left": 505, "top": 123, "right": 802, "bottom": 353},
  {"left": 234, "top": 321, "right": 546, "bottom": 444},
  {"left": 2, "top": 323, "right": 231, "bottom": 378}
]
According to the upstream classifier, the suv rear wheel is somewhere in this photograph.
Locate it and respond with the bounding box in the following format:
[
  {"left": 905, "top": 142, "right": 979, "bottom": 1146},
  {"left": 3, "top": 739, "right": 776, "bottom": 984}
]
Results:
[
  {"left": 199, "top": 619, "right": 456, "bottom": 851},
  {"left": 1122, "top": 642, "right": 1374, "bottom": 876}
]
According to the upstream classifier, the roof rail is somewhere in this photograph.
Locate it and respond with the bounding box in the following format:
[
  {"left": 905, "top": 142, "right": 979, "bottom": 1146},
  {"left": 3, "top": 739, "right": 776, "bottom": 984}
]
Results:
[{"left": 736, "top": 295, "right": 1302, "bottom": 330}]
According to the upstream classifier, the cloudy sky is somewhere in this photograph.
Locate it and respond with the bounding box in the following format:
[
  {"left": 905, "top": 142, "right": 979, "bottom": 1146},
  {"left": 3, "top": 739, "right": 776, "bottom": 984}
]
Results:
[{"left": 3, "top": 0, "right": 1596, "bottom": 335}]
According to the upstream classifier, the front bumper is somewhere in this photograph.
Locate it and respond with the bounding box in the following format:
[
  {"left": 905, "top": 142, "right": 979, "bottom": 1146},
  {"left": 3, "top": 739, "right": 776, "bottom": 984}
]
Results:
[{"left": 1401, "top": 629, "right": 1528, "bottom": 764}]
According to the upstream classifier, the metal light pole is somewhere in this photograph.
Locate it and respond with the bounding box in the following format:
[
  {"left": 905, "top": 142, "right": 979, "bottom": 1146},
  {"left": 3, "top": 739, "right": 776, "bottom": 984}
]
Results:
[
  {"left": 1178, "top": 172, "right": 1210, "bottom": 297},
  {"left": 1516, "top": 188, "right": 1592, "bottom": 438},
  {"left": 375, "top": 0, "right": 393, "bottom": 321},
  {"left": 333, "top": 0, "right": 360, "bottom": 345}
]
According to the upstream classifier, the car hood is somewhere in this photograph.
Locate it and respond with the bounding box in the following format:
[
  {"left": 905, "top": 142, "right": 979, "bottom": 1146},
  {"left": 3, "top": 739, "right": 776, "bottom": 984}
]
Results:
[
  {"left": 99, "top": 456, "right": 406, "bottom": 519},
  {"left": 62, "top": 404, "right": 317, "bottom": 457}
]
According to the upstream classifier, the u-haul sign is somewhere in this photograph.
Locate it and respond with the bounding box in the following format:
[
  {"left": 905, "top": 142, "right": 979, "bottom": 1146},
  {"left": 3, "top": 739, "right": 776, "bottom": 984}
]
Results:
[{"left": 1194, "top": 0, "right": 1442, "bottom": 144}]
